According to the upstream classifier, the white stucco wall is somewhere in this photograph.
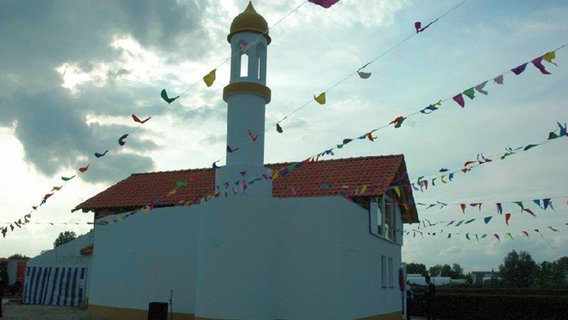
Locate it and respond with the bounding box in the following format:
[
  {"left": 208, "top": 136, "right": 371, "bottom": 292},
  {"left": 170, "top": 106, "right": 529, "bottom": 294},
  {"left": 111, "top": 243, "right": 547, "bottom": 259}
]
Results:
[
  {"left": 88, "top": 196, "right": 403, "bottom": 319},
  {"left": 27, "top": 232, "right": 93, "bottom": 267},
  {"left": 88, "top": 207, "right": 200, "bottom": 314}
]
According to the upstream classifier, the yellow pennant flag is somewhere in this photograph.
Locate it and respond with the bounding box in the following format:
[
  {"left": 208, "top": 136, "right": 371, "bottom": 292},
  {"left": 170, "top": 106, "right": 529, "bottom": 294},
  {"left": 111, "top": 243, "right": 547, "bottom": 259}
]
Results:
[
  {"left": 393, "top": 186, "right": 401, "bottom": 198},
  {"left": 52, "top": 186, "right": 62, "bottom": 191},
  {"left": 203, "top": 69, "right": 216, "bottom": 87},
  {"left": 168, "top": 188, "right": 178, "bottom": 196},
  {"left": 359, "top": 184, "right": 368, "bottom": 195},
  {"left": 314, "top": 92, "right": 326, "bottom": 105},
  {"left": 542, "top": 51, "right": 557, "bottom": 65}
]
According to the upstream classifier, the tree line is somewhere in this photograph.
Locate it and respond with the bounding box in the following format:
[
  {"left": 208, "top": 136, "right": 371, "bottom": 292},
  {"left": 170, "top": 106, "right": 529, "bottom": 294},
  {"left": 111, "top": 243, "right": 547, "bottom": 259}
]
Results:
[{"left": 406, "top": 250, "right": 568, "bottom": 288}]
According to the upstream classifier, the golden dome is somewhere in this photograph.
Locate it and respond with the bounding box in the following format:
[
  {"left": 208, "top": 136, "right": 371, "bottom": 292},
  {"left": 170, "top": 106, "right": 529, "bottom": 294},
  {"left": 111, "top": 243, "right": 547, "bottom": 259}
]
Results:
[{"left": 228, "top": 2, "right": 271, "bottom": 44}]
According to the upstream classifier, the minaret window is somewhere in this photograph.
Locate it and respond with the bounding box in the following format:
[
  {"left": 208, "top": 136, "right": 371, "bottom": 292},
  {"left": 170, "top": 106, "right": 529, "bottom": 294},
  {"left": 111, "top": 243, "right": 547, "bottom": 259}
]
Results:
[
  {"left": 256, "top": 43, "right": 266, "bottom": 82},
  {"left": 240, "top": 52, "right": 249, "bottom": 78}
]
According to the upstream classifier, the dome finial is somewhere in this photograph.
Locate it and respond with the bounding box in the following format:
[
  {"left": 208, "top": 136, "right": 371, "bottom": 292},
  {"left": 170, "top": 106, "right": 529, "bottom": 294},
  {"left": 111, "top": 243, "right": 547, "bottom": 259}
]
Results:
[{"left": 227, "top": 1, "right": 271, "bottom": 44}]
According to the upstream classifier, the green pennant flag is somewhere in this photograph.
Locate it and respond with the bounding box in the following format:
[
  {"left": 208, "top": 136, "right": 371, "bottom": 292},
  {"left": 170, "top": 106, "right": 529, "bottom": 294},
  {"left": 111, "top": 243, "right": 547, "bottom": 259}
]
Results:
[
  {"left": 61, "top": 175, "right": 76, "bottom": 181},
  {"left": 161, "top": 89, "right": 179, "bottom": 104},
  {"left": 276, "top": 123, "right": 283, "bottom": 133},
  {"left": 548, "top": 131, "right": 559, "bottom": 140},
  {"left": 463, "top": 87, "right": 475, "bottom": 100}
]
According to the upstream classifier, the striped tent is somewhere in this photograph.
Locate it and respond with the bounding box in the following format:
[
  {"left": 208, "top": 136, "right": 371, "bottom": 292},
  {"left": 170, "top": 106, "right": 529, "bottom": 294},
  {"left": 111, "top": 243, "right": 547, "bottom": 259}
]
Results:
[{"left": 23, "top": 266, "right": 88, "bottom": 306}]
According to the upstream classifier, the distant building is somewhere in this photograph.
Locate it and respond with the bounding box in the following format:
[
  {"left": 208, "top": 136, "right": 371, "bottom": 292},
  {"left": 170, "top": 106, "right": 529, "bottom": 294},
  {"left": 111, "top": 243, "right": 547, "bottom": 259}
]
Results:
[
  {"left": 407, "top": 274, "right": 451, "bottom": 286},
  {"left": 23, "top": 232, "right": 93, "bottom": 306},
  {"left": 471, "top": 270, "right": 501, "bottom": 285}
]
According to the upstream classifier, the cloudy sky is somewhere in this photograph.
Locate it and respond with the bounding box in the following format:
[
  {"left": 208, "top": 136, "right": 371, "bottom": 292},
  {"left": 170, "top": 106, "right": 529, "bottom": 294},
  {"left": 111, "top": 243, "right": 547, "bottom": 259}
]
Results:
[{"left": 1, "top": 0, "right": 567, "bottom": 272}]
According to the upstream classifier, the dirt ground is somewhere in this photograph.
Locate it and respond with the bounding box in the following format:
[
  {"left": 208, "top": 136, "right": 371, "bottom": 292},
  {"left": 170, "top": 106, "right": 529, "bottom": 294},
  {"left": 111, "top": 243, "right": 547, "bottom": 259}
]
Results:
[{"left": 2, "top": 301, "right": 101, "bottom": 320}]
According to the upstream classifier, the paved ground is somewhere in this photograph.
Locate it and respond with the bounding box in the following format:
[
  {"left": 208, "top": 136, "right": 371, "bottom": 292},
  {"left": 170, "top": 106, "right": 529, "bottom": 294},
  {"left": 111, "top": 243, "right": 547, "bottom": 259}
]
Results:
[{"left": 2, "top": 301, "right": 101, "bottom": 320}]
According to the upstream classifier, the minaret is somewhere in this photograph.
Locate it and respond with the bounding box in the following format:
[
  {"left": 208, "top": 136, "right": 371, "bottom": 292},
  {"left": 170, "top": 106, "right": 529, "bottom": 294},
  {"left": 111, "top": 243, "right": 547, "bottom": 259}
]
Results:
[{"left": 215, "top": 2, "right": 273, "bottom": 197}]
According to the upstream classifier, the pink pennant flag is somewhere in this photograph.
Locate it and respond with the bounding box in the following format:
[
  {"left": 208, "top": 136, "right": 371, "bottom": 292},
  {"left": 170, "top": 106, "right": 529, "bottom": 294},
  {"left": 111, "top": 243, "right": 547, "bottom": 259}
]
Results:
[
  {"left": 452, "top": 94, "right": 465, "bottom": 108},
  {"left": 308, "top": 0, "right": 340, "bottom": 8},
  {"left": 524, "top": 208, "right": 536, "bottom": 217},
  {"left": 531, "top": 57, "right": 551, "bottom": 75},
  {"left": 493, "top": 75, "right": 504, "bottom": 84},
  {"left": 475, "top": 81, "right": 488, "bottom": 95}
]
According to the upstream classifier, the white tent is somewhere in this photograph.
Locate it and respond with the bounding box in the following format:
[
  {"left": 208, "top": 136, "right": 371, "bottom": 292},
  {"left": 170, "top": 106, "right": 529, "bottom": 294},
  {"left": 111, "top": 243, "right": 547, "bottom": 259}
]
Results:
[{"left": 23, "top": 232, "right": 93, "bottom": 306}]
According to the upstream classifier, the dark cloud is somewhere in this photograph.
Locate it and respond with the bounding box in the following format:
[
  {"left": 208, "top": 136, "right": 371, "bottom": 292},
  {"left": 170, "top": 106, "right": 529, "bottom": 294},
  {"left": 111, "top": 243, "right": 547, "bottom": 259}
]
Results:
[{"left": 0, "top": 0, "right": 221, "bottom": 182}]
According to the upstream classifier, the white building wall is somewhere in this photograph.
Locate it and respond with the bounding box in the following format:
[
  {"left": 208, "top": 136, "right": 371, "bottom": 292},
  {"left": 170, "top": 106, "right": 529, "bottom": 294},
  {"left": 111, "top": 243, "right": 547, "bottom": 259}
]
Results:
[
  {"left": 27, "top": 232, "right": 93, "bottom": 267},
  {"left": 276, "top": 197, "right": 402, "bottom": 320},
  {"left": 89, "top": 196, "right": 403, "bottom": 319},
  {"left": 88, "top": 207, "right": 200, "bottom": 315}
]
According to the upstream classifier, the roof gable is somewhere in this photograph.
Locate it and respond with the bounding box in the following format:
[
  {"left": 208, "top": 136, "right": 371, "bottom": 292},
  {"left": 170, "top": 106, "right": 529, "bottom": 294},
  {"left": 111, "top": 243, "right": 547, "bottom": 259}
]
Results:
[{"left": 74, "top": 155, "right": 418, "bottom": 223}]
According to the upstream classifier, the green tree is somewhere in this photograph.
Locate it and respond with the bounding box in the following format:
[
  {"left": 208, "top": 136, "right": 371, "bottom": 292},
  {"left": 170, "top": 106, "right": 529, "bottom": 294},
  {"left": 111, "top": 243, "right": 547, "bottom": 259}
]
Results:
[
  {"left": 554, "top": 256, "right": 568, "bottom": 286},
  {"left": 53, "top": 231, "right": 77, "bottom": 248},
  {"left": 8, "top": 254, "right": 30, "bottom": 260},
  {"left": 406, "top": 262, "right": 427, "bottom": 276},
  {"left": 499, "top": 250, "right": 537, "bottom": 287},
  {"left": 440, "top": 264, "right": 452, "bottom": 277},
  {"left": 429, "top": 264, "right": 443, "bottom": 277},
  {"left": 451, "top": 263, "right": 465, "bottom": 279}
]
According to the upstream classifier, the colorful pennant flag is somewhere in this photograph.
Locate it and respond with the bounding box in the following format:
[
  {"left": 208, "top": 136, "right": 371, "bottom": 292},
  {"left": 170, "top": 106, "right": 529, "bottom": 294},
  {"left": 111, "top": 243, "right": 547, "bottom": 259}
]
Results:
[
  {"left": 531, "top": 57, "right": 551, "bottom": 75},
  {"left": 511, "top": 63, "right": 528, "bottom": 75},
  {"left": 160, "top": 89, "right": 179, "bottom": 104},
  {"left": 118, "top": 134, "right": 129, "bottom": 146},
  {"left": 203, "top": 69, "right": 216, "bottom": 87},
  {"left": 132, "top": 114, "right": 151, "bottom": 124},
  {"left": 357, "top": 71, "right": 371, "bottom": 79},
  {"left": 308, "top": 0, "right": 340, "bottom": 8},
  {"left": 95, "top": 150, "right": 108, "bottom": 158},
  {"left": 494, "top": 75, "right": 504, "bottom": 84},
  {"left": 452, "top": 94, "right": 465, "bottom": 107},
  {"left": 314, "top": 92, "right": 326, "bottom": 105},
  {"left": 475, "top": 81, "right": 488, "bottom": 95}
]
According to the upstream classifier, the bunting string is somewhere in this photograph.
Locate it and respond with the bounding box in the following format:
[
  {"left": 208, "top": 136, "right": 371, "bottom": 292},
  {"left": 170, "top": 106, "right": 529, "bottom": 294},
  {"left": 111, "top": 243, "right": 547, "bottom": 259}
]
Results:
[
  {"left": 271, "top": 0, "right": 471, "bottom": 133},
  {"left": 1, "top": 114, "right": 152, "bottom": 237},
  {"left": 406, "top": 222, "right": 568, "bottom": 242},
  {"left": 2, "top": 5, "right": 564, "bottom": 239}
]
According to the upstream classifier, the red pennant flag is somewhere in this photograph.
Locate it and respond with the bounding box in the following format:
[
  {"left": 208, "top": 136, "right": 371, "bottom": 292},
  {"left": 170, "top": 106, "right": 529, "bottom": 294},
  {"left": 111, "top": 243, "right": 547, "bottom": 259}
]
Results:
[
  {"left": 79, "top": 165, "right": 89, "bottom": 173},
  {"left": 132, "top": 114, "right": 151, "bottom": 124},
  {"left": 522, "top": 230, "right": 529, "bottom": 237},
  {"left": 505, "top": 213, "right": 511, "bottom": 226},
  {"left": 248, "top": 129, "right": 258, "bottom": 142}
]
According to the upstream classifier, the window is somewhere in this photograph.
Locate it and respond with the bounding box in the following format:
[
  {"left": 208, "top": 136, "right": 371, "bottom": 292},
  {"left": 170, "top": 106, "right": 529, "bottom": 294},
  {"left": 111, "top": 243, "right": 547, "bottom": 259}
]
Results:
[
  {"left": 388, "top": 257, "right": 394, "bottom": 288},
  {"left": 240, "top": 52, "right": 248, "bottom": 77},
  {"left": 370, "top": 195, "right": 399, "bottom": 243},
  {"left": 381, "top": 255, "right": 386, "bottom": 288}
]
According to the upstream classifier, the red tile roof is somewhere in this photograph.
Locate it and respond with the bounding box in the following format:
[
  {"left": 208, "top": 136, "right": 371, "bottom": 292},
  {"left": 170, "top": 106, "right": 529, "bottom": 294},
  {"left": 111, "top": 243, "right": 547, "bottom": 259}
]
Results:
[{"left": 74, "top": 155, "right": 418, "bottom": 223}]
